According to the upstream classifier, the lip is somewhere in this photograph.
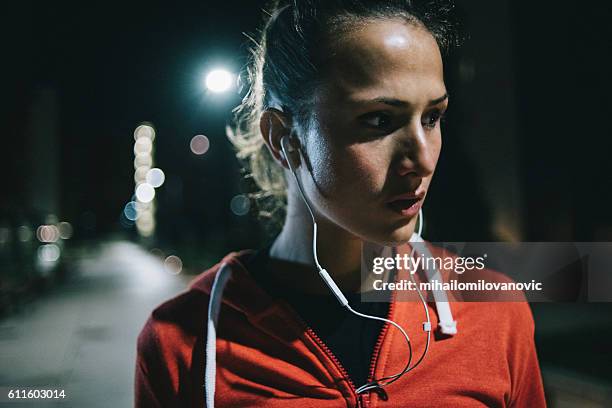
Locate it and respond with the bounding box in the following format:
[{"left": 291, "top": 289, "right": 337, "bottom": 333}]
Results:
[
  {"left": 386, "top": 191, "right": 425, "bottom": 217},
  {"left": 386, "top": 191, "right": 425, "bottom": 203}
]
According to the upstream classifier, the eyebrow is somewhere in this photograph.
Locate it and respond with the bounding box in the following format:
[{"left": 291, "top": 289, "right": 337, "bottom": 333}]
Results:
[{"left": 357, "top": 93, "right": 449, "bottom": 107}]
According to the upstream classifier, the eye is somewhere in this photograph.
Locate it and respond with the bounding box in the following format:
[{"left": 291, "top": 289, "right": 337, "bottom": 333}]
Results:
[
  {"left": 359, "top": 112, "right": 393, "bottom": 131},
  {"left": 422, "top": 109, "right": 445, "bottom": 129}
]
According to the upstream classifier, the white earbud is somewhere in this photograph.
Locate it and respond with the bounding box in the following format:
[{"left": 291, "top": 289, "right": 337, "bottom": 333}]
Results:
[{"left": 280, "top": 135, "right": 300, "bottom": 171}]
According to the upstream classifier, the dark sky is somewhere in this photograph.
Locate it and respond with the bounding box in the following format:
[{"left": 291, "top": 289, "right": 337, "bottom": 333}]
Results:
[
  {"left": 4, "top": 1, "right": 612, "bottom": 246},
  {"left": 6, "top": 1, "right": 268, "bottom": 245}
]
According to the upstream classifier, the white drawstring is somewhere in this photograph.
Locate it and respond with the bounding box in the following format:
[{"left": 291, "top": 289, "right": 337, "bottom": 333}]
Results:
[{"left": 205, "top": 263, "right": 232, "bottom": 408}]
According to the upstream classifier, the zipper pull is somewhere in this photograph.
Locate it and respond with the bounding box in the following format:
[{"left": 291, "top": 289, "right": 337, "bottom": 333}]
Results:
[{"left": 372, "top": 386, "right": 389, "bottom": 401}]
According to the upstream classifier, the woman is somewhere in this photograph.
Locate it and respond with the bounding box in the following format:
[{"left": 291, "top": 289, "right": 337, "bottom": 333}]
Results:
[{"left": 135, "top": 1, "right": 546, "bottom": 406}]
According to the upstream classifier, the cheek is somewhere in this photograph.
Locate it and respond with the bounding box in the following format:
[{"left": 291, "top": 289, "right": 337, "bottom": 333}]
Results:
[{"left": 309, "top": 138, "right": 387, "bottom": 199}]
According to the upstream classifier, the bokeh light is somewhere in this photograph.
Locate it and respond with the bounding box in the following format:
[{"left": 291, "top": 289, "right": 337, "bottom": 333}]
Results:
[
  {"left": 135, "top": 183, "right": 155, "bottom": 203},
  {"left": 134, "top": 166, "right": 150, "bottom": 184},
  {"left": 58, "top": 222, "right": 73, "bottom": 239},
  {"left": 136, "top": 216, "right": 155, "bottom": 237},
  {"left": 138, "top": 209, "right": 153, "bottom": 223},
  {"left": 37, "top": 244, "right": 61, "bottom": 263},
  {"left": 132, "top": 122, "right": 157, "bottom": 237},
  {"left": 124, "top": 202, "right": 139, "bottom": 221},
  {"left": 134, "top": 124, "right": 156, "bottom": 141},
  {"left": 190, "top": 135, "right": 210, "bottom": 155},
  {"left": 230, "top": 194, "right": 251, "bottom": 216},
  {"left": 36, "top": 225, "right": 60, "bottom": 243},
  {"left": 146, "top": 168, "right": 165, "bottom": 188},
  {"left": 134, "top": 137, "right": 153, "bottom": 155},
  {"left": 134, "top": 154, "right": 153, "bottom": 169},
  {"left": 164, "top": 255, "right": 183, "bottom": 275},
  {"left": 205, "top": 69, "right": 235, "bottom": 93}
]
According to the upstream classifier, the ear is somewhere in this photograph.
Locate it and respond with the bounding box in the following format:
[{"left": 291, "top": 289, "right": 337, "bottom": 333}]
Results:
[{"left": 260, "top": 108, "right": 300, "bottom": 170}]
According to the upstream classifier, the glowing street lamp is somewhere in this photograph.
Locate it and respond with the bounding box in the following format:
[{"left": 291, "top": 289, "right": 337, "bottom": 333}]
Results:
[{"left": 204, "top": 69, "right": 235, "bottom": 93}]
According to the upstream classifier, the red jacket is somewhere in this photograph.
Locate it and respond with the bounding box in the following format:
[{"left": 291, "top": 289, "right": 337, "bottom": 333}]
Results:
[{"left": 135, "top": 247, "right": 546, "bottom": 407}]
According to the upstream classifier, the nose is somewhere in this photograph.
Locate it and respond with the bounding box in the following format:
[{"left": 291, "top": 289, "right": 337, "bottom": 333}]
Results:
[{"left": 394, "top": 121, "right": 439, "bottom": 178}]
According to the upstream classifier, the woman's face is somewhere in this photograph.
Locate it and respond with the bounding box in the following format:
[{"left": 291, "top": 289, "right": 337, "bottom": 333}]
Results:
[{"left": 298, "top": 19, "right": 448, "bottom": 245}]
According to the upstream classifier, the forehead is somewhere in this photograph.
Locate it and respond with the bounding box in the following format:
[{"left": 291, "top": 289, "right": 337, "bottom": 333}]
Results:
[{"left": 320, "top": 19, "right": 445, "bottom": 103}]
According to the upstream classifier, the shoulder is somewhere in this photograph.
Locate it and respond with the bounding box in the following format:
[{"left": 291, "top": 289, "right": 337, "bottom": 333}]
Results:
[
  {"left": 138, "top": 288, "right": 209, "bottom": 350},
  {"left": 135, "top": 279, "right": 212, "bottom": 384},
  {"left": 450, "top": 293, "right": 535, "bottom": 363},
  {"left": 137, "top": 249, "right": 256, "bottom": 355},
  {"left": 451, "top": 267, "right": 535, "bottom": 338},
  {"left": 459, "top": 300, "right": 535, "bottom": 336},
  {"left": 458, "top": 265, "right": 535, "bottom": 335},
  {"left": 137, "top": 266, "right": 219, "bottom": 351}
]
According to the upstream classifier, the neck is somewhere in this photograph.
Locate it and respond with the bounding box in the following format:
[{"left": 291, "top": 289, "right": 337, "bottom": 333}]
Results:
[{"left": 269, "top": 195, "right": 364, "bottom": 294}]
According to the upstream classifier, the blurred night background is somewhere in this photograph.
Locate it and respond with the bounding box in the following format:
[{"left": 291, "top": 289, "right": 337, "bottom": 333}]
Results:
[{"left": 1, "top": 1, "right": 611, "bottom": 407}]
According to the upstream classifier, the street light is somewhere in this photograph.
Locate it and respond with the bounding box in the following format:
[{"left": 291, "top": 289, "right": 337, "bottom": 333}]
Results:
[{"left": 204, "top": 69, "right": 235, "bottom": 93}]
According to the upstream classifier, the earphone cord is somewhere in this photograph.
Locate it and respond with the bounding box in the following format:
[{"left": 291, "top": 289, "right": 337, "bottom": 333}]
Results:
[
  {"left": 282, "top": 140, "right": 431, "bottom": 395},
  {"left": 355, "top": 247, "right": 432, "bottom": 393}
]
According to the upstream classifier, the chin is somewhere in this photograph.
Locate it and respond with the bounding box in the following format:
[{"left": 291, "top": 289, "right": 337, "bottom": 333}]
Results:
[{"left": 366, "top": 222, "right": 416, "bottom": 247}]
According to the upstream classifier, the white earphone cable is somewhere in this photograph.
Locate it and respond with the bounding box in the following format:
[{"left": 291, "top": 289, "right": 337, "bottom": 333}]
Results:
[{"left": 280, "top": 134, "right": 432, "bottom": 395}]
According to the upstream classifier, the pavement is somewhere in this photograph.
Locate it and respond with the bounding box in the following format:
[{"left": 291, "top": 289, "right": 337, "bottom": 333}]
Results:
[
  {"left": 1, "top": 240, "right": 611, "bottom": 407},
  {"left": 0, "top": 241, "right": 191, "bottom": 407}
]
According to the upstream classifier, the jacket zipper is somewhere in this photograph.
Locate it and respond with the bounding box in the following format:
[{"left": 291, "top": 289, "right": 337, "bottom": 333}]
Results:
[
  {"left": 296, "top": 284, "right": 397, "bottom": 408},
  {"left": 364, "top": 288, "right": 397, "bottom": 405},
  {"left": 304, "top": 325, "right": 363, "bottom": 407}
]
